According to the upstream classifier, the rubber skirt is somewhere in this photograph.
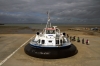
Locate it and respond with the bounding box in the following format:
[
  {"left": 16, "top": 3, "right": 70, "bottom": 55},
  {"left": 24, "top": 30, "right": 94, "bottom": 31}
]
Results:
[{"left": 24, "top": 44, "right": 78, "bottom": 59}]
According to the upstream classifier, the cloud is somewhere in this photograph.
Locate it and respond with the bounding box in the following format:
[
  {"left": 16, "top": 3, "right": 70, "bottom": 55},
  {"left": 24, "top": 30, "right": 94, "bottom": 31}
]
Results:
[{"left": 0, "top": 0, "right": 100, "bottom": 24}]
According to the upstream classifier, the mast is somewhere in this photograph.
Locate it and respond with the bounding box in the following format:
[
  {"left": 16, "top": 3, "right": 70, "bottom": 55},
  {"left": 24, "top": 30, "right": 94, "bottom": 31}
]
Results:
[{"left": 46, "top": 11, "right": 51, "bottom": 28}]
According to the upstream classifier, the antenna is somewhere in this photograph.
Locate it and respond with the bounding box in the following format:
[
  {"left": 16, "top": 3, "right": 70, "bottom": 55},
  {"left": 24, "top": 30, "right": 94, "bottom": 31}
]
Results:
[{"left": 46, "top": 11, "right": 51, "bottom": 28}]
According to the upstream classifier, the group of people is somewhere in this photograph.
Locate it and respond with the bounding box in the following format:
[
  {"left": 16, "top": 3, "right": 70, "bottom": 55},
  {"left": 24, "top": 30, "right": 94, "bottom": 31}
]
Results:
[
  {"left": 81, "top": 38, "right": 89, "bottom": 45},
  {"left": 67, "top": 34, "right": 89, "bottom": 45}
]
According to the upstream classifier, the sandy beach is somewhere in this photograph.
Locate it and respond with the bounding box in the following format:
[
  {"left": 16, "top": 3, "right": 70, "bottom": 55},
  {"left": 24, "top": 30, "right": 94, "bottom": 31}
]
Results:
[{"left": 0, "top": 25, "right": 100, "bottom": 66}]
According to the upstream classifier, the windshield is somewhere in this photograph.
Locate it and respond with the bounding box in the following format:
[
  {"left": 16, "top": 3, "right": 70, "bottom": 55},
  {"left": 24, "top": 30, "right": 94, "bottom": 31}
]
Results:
[{"left": 46, "top": 30, "right": 55, "bottom": 34}]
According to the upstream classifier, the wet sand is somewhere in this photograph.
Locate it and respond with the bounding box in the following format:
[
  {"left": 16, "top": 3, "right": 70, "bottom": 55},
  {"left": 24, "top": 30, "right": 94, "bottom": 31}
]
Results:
[{"left": 0, "top": 25, "right": 100, "bottom": 66}]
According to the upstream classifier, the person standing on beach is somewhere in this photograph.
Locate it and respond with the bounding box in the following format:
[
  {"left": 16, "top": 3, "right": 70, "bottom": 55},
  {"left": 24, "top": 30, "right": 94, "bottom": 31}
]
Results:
[
  {"left": 77, "top": 37, "right": 80, "bottom": 42},
  {"left": 67, "top": 34, "right": 69, "bottom": 38},
  {"left": 82, "top": 38, "right": 84, "bottom": 44},
  {"left": 86, "top": 39, "right": 89, "bottom": 45},
  {"left": 73, "top": 36, "right": 76, "bottom": 41},
  {"left": 70, "top": 36, "right": 72, "bottom": 41},
  {"left": 72, "top": 36, "right": 76, "bottom": 41}
]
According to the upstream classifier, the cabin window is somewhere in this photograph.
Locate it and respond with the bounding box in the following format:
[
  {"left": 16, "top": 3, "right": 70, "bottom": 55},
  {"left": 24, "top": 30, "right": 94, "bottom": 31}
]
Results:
[
  {"left": 38, "top": 39, "right": 40, "bottom": 43},
  {"left": 56, "top": 40, "right": 59, "bottom": 44},
  {"left": 46, "top": 30, "right": 55, "bottom": 34},
  {"left": 48, "top": 40, "right": 52, "bottom": 43},
  {"left": 60, "top": 40, "right": 62, "bottom": 44},
  {"left": 42, "top": 40, "right": 45, "bottom": 44}
]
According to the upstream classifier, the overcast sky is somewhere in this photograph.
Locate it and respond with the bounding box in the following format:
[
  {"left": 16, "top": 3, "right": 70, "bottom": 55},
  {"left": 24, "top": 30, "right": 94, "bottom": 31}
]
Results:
[{"left": 0, "top": 0, "right": 100, "bottom": 24}]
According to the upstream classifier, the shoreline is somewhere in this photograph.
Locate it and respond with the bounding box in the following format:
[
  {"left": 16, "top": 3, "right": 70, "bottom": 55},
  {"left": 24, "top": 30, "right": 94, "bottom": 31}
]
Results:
[{"left": 0, "top": 25, "right": 100, "bottom": 37}]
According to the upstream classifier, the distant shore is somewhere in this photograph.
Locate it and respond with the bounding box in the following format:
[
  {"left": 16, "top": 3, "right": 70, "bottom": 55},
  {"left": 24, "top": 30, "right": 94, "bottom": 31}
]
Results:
[{"left": 0, "top": 25, "right": 100, "bottom": 37}]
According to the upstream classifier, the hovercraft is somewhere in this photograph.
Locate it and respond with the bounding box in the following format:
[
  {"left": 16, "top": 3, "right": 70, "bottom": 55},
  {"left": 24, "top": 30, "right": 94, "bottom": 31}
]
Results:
[{"left": 24, "top": 12, "right": 78, "bottom": 59}]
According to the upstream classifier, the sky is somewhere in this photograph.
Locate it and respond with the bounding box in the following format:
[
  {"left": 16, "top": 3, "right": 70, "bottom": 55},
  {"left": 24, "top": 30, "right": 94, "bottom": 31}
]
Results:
[{"left": 0, "top": 0, "right": 100, "bottom": 24}]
